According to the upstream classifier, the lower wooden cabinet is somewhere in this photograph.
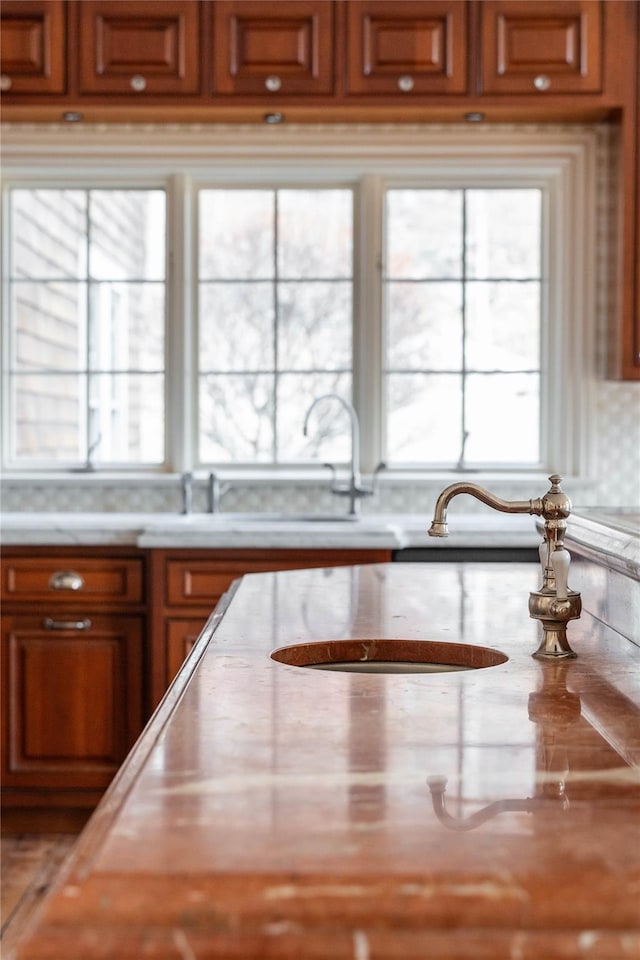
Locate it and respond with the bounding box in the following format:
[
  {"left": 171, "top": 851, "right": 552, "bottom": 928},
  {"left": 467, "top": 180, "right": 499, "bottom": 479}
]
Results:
[
  {"left": 1, "top": 613, "right": 143, "bottom": 788},
  {"left": 0, "top": 547, "right": 146, "bottom": 825}
]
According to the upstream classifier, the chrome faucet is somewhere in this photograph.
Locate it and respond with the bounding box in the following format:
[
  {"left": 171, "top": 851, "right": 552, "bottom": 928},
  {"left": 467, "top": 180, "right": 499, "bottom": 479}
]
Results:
[
  {"left": 302, "top": 393, "right": 384, "bottom": 516},
  {"left": 207, "top": 470, "right": 231, "bottom": 513},
  {"left": 180, "top": 471, "right": 193, "bottom": 515},
  {"left": 428, "top": 475, "right": 582, "bottom": 659}
]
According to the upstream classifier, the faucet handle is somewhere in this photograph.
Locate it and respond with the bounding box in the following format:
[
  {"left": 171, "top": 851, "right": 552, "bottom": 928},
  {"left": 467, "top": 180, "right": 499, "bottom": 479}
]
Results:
[{"left": 551, "top": 547, "right": 570, "bottom": 600}]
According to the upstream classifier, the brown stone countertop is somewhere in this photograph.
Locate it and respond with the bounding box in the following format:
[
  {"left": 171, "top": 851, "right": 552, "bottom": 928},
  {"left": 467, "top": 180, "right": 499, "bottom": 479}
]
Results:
[{"left": 12, "top": 563, "right": 640, "bottom": 960}]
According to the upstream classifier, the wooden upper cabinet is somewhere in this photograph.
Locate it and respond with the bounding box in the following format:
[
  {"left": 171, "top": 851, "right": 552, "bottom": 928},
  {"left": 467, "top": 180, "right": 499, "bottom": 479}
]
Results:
[
  {"left": 346, "top": 1, "right": 469, "bottom": 96},
  {"left": 77, "top": 0, "right": 201, "bottom": 96},
  {"left": 0, "top": 0, "right": 66, "bottom": 94},
  {"left": 479, "top": 0, "right": 603, "bottom": 96},
  {"left": 212, "top": 1, "right": 335, "bottom": 96}
]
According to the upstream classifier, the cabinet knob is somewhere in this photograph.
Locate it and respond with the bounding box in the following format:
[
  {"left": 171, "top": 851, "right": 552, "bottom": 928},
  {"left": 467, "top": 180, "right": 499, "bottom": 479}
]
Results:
[
  {"left": 397, "top": 75, "right": 415, "bottom": 92},
  {"left": 49, "top": 570, "right": 85, "bottom": 591},
  {"left": 533, "top": 74, "right": 551, "bottom": 91},
  {"left": 0, "top": 74, "right": 12, "bottom": 91},
  {"left": 130, "top": 74, "right": 147, "bottom": 92},
  {"left": 265, "top": 75, "right": 282, "bottom": 92}
]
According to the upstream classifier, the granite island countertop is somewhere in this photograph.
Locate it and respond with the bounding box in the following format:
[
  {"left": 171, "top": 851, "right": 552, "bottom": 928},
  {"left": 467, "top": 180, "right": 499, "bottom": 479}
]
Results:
[{"left": 11, "top": 562, "right": 640, "bottom": 960}]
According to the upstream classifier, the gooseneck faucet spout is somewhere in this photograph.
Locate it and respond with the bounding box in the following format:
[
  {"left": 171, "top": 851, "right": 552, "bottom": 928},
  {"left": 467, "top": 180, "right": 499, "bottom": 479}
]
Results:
[
  {"left": 303, "top": 393, "right": 362, "bottom": 490},
  {"left": 428, "top": 482, "right": 542, "bottom": 538},
  {"left": 428, "top": 475, "right": 582, "bottom": 659},
  {"left": 303, "top": 394, "right": 384, "bottom": 516}
]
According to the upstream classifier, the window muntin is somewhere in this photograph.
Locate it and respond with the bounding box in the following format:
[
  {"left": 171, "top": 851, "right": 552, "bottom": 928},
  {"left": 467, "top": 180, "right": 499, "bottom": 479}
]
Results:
[
  {"left": 383, "top": 188, "right": 542, "bottom": 467},
  {"left": 6, "top": 188, "right": 166, "bottom": 467},
  {"left": 197, "top": 188, "right": 354, "bottom": 464}
]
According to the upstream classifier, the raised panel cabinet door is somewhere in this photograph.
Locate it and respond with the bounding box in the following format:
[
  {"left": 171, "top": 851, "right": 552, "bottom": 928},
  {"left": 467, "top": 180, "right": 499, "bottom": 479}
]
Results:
[
  {"left": 212, "top": 1, "right": 335, "bottom": 95},
  {"left": 346, "top": 1, "right": 469, "bottom": 96},
  {"left": 1, "top": 614, "right": 143, "bottom": 789},
  {"left": 480, "top": 0, "right": 603, "bottom": 96},
  {"left": 77, "top": 0, "right": 201, "bottom": 95},
  {"left": 0, "top": 0, "right": 66, "bottom": 95},
  {"left": 166, "top": 618, "right": 207, "bottom": 684}
]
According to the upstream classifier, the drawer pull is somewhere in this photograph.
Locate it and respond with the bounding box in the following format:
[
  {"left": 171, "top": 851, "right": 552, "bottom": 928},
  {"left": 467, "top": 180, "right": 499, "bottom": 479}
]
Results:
[
  {"left": 130, "top": 74, "right": 147, "bottom": 92},
  {"left": 44, "top": 617, "right": 92, "bottom": 631},
  {"left": 265, "top": 75, "right": 282, "bottom": 92},
  {"left": 0, "top": 75, "right": 12, "bottom": 91},
  {"left": 49, "top": 571, "right": 85, "bottom": 592}
]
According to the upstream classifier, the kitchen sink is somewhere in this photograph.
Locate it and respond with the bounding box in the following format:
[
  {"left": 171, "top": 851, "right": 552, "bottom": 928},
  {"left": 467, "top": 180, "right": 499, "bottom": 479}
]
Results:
[{"left": 271, "top": 639, "right": 508, "bottom": 674}]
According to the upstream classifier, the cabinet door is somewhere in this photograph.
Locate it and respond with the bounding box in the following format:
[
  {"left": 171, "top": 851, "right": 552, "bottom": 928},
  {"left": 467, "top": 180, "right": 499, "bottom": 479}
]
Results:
[
  {"left": 480, "top": 0, "right": 603, "bottom": 96},
  {"left": 166, "top": 618, "right": 207, "bottom": 684},
  {"left": 212, "top": 1, "right": 335, "bottom": 95},
  {"left": 346, "top": 1, "right": 469, "bottom": 96},
  {"left": 0, "top": 0, "right": 66, "bottom": 95},
  {"left": 77, "top": 0, "right": 201, "bottom": 95},
  {"left": 1, "top": 613, "right": 143, "bottom": 789}
]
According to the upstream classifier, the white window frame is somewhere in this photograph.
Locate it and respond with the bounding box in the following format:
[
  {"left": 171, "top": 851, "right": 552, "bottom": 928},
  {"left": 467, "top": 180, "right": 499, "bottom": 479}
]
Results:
[{"left": 0, "top": 124, "right": 597, "bottom": 483}]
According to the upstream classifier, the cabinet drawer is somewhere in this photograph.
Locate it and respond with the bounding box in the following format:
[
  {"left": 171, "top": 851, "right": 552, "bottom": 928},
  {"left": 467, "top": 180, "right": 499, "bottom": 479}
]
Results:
[
  {"left": 1, "top": 557, "right": 143, "bottom": 605},
  {"left": 166, "top": 560, "right": 242, "bottom": 606}
]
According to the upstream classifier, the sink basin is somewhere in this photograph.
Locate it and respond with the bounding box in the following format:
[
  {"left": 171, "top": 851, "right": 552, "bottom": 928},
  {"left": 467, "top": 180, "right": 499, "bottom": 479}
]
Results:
[
  {"left": 212, "top": 513, "right": 359, "bottom": 523},
  {"left": 271, "top": 639, "right": 508, "bottom": 674},
  {"left": 158, "top": 513, "right": 360, "bottom": 525}
]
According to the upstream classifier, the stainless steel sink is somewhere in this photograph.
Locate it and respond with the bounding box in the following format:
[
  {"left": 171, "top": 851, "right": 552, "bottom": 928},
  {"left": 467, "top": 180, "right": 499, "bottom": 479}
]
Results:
[{"left": 271, "top": 639, "right": 508, "bottom": 674}]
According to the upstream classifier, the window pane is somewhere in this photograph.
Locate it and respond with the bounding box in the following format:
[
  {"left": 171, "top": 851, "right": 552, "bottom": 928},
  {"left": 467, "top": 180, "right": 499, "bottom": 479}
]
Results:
[
  {"left": 89, "top": 282, "right": 164, "bottom": 371},
  {"left": 199, "top": 282, "right": 274, "bottom": 372},
  {"left": 278, "top": 282, "right": 352, "bottom": 370},
  {"left": 89, "top": 191, "right": 165, "bottom": 280},
  {"left": 466, "top": 190, "right": 541, "bottom": 279},
  {"left": 386, "top": 374, "right": 463, "bottom": 463},
  {"left": 386, "top": 281, "right": 462, "bottom": 371},
  {"left": 465, "top": 373, "right": 540, "bottom": 463},
  {"left": 88, "top": 373, "right": 164, "bottom": 464},
  {"left": 12, "top": 373, "right": 85, "bottom": 461},
  {"left": 199, "top": 190, "right": 274, "bottom": 279},
  {"left": 386, "top": 190, "right": 463, "bottom": 279},
  {"left": 278, "top": 190, "right": 352, "bottom": 279},
  {"left": 11, "top": 281, "right": 86, "bottom": 371},
  {"left": 278, "top": 373, "right": 352, "bottom": 461},
  {"left": 199, "top": 374, "right": 274, "bottom": 462},
  {"left": 11, "top": 189, "right": 87, "bottom": 280},
  {"left": 466, "top": 281, "right": 540, "bottom": 371}
]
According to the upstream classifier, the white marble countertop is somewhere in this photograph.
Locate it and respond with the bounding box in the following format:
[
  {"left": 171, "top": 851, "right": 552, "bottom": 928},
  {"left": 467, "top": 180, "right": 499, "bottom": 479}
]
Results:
[{"left": 0, "top": 511, "right": 540, "bottom": 550}]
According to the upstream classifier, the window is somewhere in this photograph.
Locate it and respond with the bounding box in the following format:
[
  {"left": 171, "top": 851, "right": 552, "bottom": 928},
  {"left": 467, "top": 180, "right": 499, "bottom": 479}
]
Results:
[
  {"left": 383, "top": 187, "right": 542, "bottom": 467},
  {"left": 5, "top": 188, "right": 165, "bottom": 467},
  {"left": 1, "top": 127, "right": 596, "bottom": 479},
  {"left": 197, "top": 188, "right": 353, "bottom": 464}
]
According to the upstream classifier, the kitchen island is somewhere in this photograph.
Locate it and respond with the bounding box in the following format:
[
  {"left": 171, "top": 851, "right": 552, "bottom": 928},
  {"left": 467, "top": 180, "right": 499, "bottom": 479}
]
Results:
[{"left": 9, "top": 562, "right": 640, "bottom": 959}]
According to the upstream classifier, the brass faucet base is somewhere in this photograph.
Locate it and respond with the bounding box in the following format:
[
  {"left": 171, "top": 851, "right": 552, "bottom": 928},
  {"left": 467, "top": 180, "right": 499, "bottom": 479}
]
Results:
[
  {"left": 532, "top": 631, "right": 578, "bottom": 661},
  {"left": 529, "top": 590, "right": 581, "bottom": 660}
]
